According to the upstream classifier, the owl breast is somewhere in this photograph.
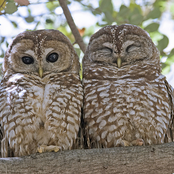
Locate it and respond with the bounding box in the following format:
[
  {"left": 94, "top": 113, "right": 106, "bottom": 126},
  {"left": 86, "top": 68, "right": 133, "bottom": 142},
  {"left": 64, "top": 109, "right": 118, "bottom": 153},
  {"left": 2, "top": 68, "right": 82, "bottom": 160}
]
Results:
[
  {"left": 83, "top": 64, "right": 171, "bottom": 147},
  {"left": 1, "top": 73, "right": 83, "bottom": 156}
]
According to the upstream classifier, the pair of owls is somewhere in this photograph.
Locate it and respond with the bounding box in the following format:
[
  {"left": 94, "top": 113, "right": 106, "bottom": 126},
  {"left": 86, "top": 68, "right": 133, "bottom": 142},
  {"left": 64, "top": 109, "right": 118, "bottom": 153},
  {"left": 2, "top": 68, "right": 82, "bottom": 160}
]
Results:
[{"left": 0, "top": 24, "right": 174, "bottom": 157}]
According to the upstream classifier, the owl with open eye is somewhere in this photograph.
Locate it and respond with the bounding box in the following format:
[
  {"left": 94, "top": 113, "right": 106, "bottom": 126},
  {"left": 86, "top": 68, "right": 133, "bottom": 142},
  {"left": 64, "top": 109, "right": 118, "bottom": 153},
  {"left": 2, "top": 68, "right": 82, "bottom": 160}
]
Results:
[
  {"left": 83, "top": 24, "right": 174, "bottom": 148},
  {"left": 0, "top": 29, "right": 83, "bottom": 157}
]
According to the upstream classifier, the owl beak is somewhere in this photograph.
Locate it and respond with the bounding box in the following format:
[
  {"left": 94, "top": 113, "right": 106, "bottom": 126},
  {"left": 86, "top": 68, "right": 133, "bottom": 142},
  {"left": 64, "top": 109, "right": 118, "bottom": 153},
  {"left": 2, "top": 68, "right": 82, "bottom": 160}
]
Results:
[
  {"left": 39, "top": 67, "right": 43, "bottom": 78},
  {"left": 117, "top": 57, "right": 122, "bottom": 68}
]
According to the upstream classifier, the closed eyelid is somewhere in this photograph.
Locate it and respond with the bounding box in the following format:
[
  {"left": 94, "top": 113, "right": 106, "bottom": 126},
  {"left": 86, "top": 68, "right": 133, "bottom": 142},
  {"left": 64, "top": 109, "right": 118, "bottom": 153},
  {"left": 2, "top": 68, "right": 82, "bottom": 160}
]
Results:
[
  {"left": 100, "top": 47, "right": 113, "bottom": 53},
  {"left": 126, "top": 44, "right": 141, "bottom": 53}
]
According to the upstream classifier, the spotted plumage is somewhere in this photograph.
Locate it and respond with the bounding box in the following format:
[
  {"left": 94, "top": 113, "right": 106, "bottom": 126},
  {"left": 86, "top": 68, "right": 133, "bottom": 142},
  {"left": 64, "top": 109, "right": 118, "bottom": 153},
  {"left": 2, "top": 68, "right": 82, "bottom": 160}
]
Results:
[
  {"left": 83, "top": 24, "right": 174, "bottom": 148},
  {"left": 0, "top": 29, "right": 83, "bottom": 157}
]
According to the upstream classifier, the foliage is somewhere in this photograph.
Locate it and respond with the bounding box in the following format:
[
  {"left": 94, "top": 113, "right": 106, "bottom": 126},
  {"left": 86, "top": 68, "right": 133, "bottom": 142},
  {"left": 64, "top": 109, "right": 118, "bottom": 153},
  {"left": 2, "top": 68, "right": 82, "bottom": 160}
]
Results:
[
  {"left": 0, "top": 0, "right": 174, "bottom": 75},
  {"left": 0, "top": 0, "right": 6, "bottom": 12}
]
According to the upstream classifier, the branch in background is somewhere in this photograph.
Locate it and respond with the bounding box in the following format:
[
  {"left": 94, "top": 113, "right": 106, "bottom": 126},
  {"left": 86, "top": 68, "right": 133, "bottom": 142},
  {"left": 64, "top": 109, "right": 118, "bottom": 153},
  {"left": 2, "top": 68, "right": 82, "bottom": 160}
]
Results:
[
  {"left": 14, "top": 0, "right": 30, "bottom": 6},
  {"left": 58, "top": 0, "right": 86, "bottom": 53},
  {"left": 0, "top": 0, "right": 6, "bottom": 13}
]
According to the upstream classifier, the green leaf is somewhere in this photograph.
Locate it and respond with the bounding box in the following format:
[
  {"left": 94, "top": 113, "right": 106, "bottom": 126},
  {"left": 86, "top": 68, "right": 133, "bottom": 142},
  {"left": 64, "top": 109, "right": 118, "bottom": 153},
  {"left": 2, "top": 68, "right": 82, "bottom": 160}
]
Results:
[
  {"left": 161, "top": 62, "right": 167, "bottom": 69},
  {"left": 46, "top": 19, "right": 53, "bottom": 24},
  {"left": 146, "top": 7, "right": 162, "bottom": 19},
  {"left": 57, "top": 26, "right": 70, "bottom": 36},
  {"left": 144, "top": 23, "right": 159, "bottom": 32},
  {"left": 129, "top": 8, "right": 143, "bottom": 25},
  {"left": 104, "top": 11, "right": 114, "bottom": 24},
  {"left": 168, "top": 48, "right": 174, "bottom": 58},
  {"left": 75, "top": 48, "right": 81, "bottom": 57},
  {"left": 0, "top": 37, "right": 5, "bottom": 43},
  {"left": 5, "top": 41, "right": 9, "bottom": 48},
  {"left": 92, "top": 7, "right": 102, "bottom": 15},
  {"left": 0, "top": 53, "right": 4, "bottom": 59},
  {"left": 46, "top": 1, "right": 59, "bottom": 11},
  {"left": 153, "top": 0, "right": 166, "bottom": 11},
  {"left": 170, "top": 3, "right": 174, "bottom": 16},
  {"left": 166, "top": 55, "right": 174, "bottom": 65},
  {"left": 149, "top": 31, "right": 162, "bottom": 45},
  {"left": 5, "top": 2, "right": 17, "bottom": 14},
  {"left": 66, "top": 0, "right": 71, "bottom": 5},
  {"left": 162, "top": 63, "right": 170, "bottom": 75},
  {"left": 118, "top": 5, "right": 130, "bottom": 17},
  {"left": 25, "top": 16, "right": 34, "bottom": 23},
  {"left": 99, "top": 0, "right": 113, "bottom": 13},
  {"left": 79, "top": 62, "right": 82, "bottom": 80},
  {"left": 74, "top": 0, "right": 82, "bottom": 2},
  {"left": 28, "top": 8, "right": 31, "bottom": 15},
  {"left": 99, "top": 0, "right": 114, "bottom": 24},
  {"left": 115, "top": 5, "right": 131, "bottom": 24},
  {"left": 6, "top": 0, "right": 14, "bottom": 2},
  {"left": 157, "top": 34, "right": 169, "bottom": 51},
  {"left": 165, "top": 48, "right": 174, "bottom": 64},
  {"left": 129, "top": 3, "right": 142, "bottom": 12},
  {"left": 11, "top": 21, "right": 18, "bottom": 28}
]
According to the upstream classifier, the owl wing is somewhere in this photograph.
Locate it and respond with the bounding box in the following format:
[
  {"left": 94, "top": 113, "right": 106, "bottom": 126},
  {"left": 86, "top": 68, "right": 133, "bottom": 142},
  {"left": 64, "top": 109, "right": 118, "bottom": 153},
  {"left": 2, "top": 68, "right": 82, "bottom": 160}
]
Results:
[
  {"left": 0, "top": 80, "right": 13, "bottom": 157},
  {"left": 164, "top": 79, "right": 174, "bottom": 142},
  {"left": 0, "top": 123, "right": 3, "bottom": 157},
  {"left": 0, "top": 82, "right": 6, "bottom": 157},
  {"left": 0, "top": 125, "right": 2, "bottom": 156}
]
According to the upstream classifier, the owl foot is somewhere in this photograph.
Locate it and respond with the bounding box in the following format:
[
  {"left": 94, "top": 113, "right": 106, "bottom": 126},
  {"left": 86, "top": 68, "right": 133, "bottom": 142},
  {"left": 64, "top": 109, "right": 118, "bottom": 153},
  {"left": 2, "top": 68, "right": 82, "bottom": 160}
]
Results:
[
  {"left": 120, "top": 140, "right": 130, "bottom": 146},
  {"left": 119, "top": 138, "right": 144, "bottom": 147},
  {"left": 131, "top": 138, "right": 144, "bottom": 146},
  {"left": 37, "top": 145, "right": 61, "bottom": 153}
]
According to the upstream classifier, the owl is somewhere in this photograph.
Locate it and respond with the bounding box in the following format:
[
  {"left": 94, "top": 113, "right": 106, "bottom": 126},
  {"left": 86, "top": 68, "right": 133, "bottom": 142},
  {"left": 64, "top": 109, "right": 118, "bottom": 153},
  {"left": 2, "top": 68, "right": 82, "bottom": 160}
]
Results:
[
  {"left": 83, "top": 24, "right": 174, "bottom": 148},
  {"left": 0, "top": 29, "right": 83, "bottom": 157}
]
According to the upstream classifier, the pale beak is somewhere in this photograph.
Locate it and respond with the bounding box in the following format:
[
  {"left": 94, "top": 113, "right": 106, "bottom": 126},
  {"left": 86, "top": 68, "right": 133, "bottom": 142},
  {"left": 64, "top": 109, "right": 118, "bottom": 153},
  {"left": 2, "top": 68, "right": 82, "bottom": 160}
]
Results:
[
  {"left": 117, "top": 57, "right": 122, "bottom": 68},
  {"left": 39, "top": 67, "right": 43, "bottom": 78}
]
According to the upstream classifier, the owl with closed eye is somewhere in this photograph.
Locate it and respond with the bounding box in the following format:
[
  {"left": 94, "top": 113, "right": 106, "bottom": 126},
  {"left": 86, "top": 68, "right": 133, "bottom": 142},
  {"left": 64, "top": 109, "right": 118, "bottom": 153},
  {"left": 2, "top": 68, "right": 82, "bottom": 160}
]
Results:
[
  {"left": 0, "top": 29, "right": 83, "bottom": 157},
  {"left": 83, "top": 24, "right": 174, "bottom": 148}
]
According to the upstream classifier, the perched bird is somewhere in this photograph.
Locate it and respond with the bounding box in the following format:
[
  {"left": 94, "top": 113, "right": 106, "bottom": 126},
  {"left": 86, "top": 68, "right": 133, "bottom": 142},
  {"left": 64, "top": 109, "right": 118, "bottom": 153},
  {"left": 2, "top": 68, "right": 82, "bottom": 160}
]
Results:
[
  {"left": 83, "top": 24, "right": 174, "bottom": 148},
  {"left": 0, "top": 29, "right": 83, "bottom": 157}
]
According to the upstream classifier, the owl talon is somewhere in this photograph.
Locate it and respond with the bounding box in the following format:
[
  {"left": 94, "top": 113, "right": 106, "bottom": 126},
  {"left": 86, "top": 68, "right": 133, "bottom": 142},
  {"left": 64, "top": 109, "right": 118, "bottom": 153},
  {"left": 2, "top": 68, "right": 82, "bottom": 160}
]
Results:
[
  {"left": 37, "top": 145, "right": 61, "bottom": 153},
  {"left": 120, "top": 140, "right": 130, "bottom": 146},
  {"left": 118, "top": 139, "right": 144, "bottom": 147},
  {"left": 131, "top": 139, "right": 144, "bottom": 146}
]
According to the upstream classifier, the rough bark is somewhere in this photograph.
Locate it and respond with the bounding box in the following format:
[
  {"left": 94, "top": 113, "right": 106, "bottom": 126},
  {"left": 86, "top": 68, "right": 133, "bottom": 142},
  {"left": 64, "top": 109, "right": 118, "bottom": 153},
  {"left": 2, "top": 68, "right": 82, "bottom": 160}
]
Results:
[
  {"left": 58, "top": 0, "right": 86, "bottom": 53},
  {"left": 0, "top": 142, "right": 174, "bottom": 174}
]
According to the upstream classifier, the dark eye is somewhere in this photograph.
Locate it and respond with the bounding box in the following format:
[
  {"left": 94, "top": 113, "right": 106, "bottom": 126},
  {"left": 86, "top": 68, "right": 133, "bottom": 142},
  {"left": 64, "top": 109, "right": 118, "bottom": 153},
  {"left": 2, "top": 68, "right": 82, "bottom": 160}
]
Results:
[
  {"left": 46, "top": 53, "right": 59, "bottom": 63},
  {"left": 22, "top": 56, "right": 34, "bottom": 64}
]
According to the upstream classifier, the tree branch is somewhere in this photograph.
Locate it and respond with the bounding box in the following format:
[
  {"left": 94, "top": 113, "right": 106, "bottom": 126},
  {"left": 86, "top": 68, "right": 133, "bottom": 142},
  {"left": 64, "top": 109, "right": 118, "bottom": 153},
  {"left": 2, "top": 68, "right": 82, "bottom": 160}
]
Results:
[
  {"left": 0, "top": 0, "right": 6, "bottom": 9},
  {"left": 1, "top": 142, "right": 174, "bottom": 173},
  {"left": 58, "top": 0, "right": 86, "bottom": 53}
]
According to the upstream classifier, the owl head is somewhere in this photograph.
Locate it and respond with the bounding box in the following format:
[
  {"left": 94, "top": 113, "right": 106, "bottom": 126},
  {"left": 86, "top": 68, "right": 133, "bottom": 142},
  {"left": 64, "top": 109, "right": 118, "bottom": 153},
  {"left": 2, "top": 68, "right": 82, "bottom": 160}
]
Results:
[
  {"left": 2, "top": 29, "right": 80, "bottom": 78},
  {"left": 83, "top": 24, "right": 160, "bottom": 72}
]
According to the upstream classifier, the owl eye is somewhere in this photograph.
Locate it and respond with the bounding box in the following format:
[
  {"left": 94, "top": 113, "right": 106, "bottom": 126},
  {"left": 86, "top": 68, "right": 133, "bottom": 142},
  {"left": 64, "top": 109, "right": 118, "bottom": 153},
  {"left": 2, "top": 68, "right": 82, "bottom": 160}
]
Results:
[
  {"left": 126, "top": 44, "right": 140, "bottom": 53},
  {"left": 102, "top": 47, "right": 113, "bottom": 54},
  {"left": 22, "top": 56, "right": 34, "bottom": 64},
  {"left": 46, "top": 53, "right": 59, "bottom": 63}
]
